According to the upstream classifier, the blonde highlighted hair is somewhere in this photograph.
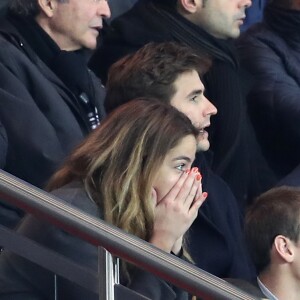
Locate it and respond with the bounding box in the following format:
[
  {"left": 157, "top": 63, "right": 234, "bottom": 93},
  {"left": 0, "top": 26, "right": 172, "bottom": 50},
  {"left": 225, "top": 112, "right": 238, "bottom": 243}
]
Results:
[{"left": 48, "top": 99, "right": 198, "bottom": 242}]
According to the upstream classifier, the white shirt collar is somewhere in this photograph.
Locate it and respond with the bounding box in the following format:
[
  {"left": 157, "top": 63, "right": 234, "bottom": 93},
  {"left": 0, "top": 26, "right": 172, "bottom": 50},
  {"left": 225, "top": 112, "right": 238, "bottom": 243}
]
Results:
[{"left": 257, "top": 277, "right": 279, "bottom": 300}]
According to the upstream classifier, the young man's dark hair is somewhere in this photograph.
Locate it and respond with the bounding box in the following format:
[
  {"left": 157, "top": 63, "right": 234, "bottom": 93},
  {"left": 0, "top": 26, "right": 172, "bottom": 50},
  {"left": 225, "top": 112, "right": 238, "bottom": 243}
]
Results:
[
  {"left": 105, "top": 41, "right": 211, "bottom": 113},
  {"left": 245, "top": 186, "right": 300, "bottom": 273},
  {"left": 245, "top": 186, "right": 300, "bottom": 299}
]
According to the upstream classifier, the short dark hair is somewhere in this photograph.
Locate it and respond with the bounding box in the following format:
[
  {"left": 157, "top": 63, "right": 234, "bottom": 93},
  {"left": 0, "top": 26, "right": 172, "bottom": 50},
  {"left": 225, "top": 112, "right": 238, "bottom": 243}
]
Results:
[
  {"left": 268, "top": 0, "right": 293, "bottom": 8},
  {"left": 151, "top": 0, "right": 208, "bottom": 9},
  {"left": 105, "top": 41, "right": 211, "bottom": 113},
  {"left": 245, "top": 186, "right": 300, "bottom": 273},
  {"left": 9, "top": 0, "right": 40, "bottom": 16},
  {"left": 151, "top": 0, "right": 177, "bottom": 7},
  {"left": 9, "top": 0, "right": 67, "bottom": 17}
]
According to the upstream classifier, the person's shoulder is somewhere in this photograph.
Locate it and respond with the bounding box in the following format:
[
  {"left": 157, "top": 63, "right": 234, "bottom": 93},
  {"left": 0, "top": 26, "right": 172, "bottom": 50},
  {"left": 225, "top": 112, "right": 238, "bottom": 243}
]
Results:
[
  {"left": 0, "top": 16, "right": 20, "bottom": 43},
  {"left": 238, "top": 22, "right": 279, "bottom": 47},
  {"left": 51, "top": 181, "right": 99, "bottom": 216},
  {"left": 0, "top": 17, "right": 29, "bottom": 63},
  {"left": 277, "top": 164, "right": 300, "bottom": 187},
  {"left": 224, "top": 278, "right": 266, "bottom": 299}
]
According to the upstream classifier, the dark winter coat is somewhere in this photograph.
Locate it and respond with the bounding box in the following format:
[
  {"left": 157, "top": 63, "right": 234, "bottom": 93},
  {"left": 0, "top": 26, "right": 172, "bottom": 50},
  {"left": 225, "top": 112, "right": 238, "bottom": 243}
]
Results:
[
  {"left": 190, "top": 153, "right": 255, "bottom": 280},
  {"left": 0, "top": 16, "right": 106, "bottom": 228},
  {"left": 238, "top": 5, "right": 300, "bottom": 180}
]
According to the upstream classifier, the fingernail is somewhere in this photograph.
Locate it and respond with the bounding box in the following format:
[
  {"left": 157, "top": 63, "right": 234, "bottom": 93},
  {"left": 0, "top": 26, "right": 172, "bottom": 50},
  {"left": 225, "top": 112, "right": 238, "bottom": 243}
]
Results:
[
  {"left": 185, "top": 169, "right": 191, "bottom": 174},
  {"left": 196, "top": 173, "right": 202, "bottom": 181},
  {"left": 192, "top": 167, "right": 198, "bottom": 173},
  {"left": 202, "top": 192, "right": 208, "bottom": 198}
]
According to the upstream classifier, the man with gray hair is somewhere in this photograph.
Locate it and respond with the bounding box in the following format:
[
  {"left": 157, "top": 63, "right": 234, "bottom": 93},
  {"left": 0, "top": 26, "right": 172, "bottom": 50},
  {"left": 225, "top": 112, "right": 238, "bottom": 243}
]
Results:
[{"left": 0, "top": 0, "right": 110, "bottom": 228}]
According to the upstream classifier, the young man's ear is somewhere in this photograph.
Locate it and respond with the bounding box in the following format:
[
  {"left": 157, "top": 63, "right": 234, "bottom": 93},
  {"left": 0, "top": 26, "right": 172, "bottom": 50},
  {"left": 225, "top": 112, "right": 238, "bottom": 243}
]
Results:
[
  {"left": 273, "top": 235, "right": 295, "bottom": 263},
  {"left": 178, "top": 0, "right": 200, "bottom": 14},
  {"left": 37, "top": 0, "right": 57, "bottom": 17}
]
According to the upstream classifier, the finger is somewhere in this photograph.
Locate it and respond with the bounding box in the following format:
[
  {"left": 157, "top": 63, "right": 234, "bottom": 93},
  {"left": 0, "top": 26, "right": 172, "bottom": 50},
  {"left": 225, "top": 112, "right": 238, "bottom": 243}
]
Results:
[
  {"left": 194, "top": 173, "right": 203, "bottom": 203},
  {"left": 183, "top": 179, "right": 200, "bottom": 209},
  {"left": 175, "top": 167, "right": 200, "bottom": 202},
  {"left": 162, "top": 170, "right": 189, "bottom": 202},
  {"left": 189, "top": 191, "right": 208, "bottom": 217}
]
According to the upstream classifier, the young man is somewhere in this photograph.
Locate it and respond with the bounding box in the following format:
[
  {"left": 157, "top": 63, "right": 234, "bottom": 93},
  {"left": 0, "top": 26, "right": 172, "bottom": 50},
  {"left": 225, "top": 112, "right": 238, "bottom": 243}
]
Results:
[
  {"left": 104, "top": 41, "right": 256, "bottom": 280},
  {"left": 245, "top": 186, "right": 300, "bottom": 300},
  {"left": 90, "top": 0, "right": 275, "bottom": 209},
  {"left": 0, "top": 0, "right": 110, "bottom": 227}
]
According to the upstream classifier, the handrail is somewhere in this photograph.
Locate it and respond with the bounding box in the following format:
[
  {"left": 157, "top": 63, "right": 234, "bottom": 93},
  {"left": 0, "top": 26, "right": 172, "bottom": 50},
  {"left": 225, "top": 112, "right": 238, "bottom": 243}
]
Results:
[{"left": 0, "top": 170, "right": 260, "bottom": 300}]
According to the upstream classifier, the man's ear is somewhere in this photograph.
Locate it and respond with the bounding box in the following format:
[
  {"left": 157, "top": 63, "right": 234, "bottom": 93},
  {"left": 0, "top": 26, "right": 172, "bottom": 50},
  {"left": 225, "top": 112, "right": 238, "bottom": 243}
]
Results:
[
  {"left": 178, "top": 0, "right": 200, "bottom": 14},
  {"left": 37, "top": 0, "right": 57, "bottom": 17},
  {"left": 273, "top": 235, "right": 295, "bottom": 263}
]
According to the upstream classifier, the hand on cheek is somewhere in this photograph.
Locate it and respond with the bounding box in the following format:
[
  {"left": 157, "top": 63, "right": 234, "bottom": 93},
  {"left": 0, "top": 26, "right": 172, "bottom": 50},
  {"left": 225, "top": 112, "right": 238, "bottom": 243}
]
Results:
[{"left": 149, "top": 168, "right": 208, "bottom": 253}]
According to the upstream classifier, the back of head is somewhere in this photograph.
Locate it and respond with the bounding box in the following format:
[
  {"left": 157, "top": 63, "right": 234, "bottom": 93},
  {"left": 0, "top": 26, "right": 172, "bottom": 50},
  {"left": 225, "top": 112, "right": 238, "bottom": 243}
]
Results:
[
  {"left": 48, "top": 99, "right": 197, "bottom": 238},
  {"left": 105, "top": 41, "right": 211, "bottom": 113},
  {"left": 8, "top": 0, "right": 40, "bottom": 17},
  {"left": 8, "top": 0, "right": 71, "bottom": 17},
  {"left": 267, "top": 0, "right": 294, "bottom": 9},
  {"left": 151, "top": 0, "right": 177, "bottom": 8},
  {"left": 245, "top": 186, "right": 300, "bottom": 274}
]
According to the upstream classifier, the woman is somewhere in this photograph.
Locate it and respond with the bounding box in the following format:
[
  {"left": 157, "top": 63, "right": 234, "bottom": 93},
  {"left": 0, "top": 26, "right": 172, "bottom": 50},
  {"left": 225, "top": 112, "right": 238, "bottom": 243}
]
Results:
[{"left": 0, "top": 99, "right": 207, "bottom": 300}]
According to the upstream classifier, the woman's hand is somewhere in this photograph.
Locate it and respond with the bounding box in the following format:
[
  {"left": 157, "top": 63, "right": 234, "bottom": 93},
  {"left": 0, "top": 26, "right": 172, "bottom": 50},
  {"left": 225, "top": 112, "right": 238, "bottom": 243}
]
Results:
[{"left": 149, "top": 168, "right": 207, "bottom": 253}]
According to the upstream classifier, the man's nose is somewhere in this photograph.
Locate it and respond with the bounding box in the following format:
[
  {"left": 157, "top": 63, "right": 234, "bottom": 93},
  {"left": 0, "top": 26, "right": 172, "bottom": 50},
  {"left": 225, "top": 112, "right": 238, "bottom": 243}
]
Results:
[
  {"left": 97, "top": 1, "right": 111, "bottom": 19},
  {"left": 204, "top": 97, "right": 217, "bottom": 116}
]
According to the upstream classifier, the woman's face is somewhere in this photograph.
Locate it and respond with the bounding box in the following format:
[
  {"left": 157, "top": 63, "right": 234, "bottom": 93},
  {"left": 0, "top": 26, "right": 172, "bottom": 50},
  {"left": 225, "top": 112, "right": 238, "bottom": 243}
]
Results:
[{"left": 152, "top": 135, "right": 197, "bottom": 204}]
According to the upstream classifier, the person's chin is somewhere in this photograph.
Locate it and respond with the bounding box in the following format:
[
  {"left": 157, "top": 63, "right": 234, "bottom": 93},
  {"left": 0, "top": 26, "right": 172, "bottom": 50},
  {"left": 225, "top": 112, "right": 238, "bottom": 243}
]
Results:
[
  {"left": 84, "top": 36, "right": 98, "bottom": 50},
  {"left": 231, "top": 27, "right": 241, "bottom": 39},
  {"left": 196, "top": 140, "right": 210, "bottom": 152}
]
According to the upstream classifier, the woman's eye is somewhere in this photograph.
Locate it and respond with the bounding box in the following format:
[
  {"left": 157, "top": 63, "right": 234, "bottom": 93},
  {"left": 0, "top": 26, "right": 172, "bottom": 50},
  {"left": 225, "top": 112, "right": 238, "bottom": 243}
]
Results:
[{"left": 176, "top": 164, "right": 185, "bottom": 171}]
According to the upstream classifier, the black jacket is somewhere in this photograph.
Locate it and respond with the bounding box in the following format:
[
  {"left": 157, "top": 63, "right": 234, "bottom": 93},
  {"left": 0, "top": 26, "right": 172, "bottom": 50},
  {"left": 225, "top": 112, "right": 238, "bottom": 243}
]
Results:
[
  {"left": 90, "top": 0, "right": 275, "bottom": 208},
  {"left": 190, "top": 152, "right": 255, "bottom": 280},
  {"left": 0, "top": 17, "right": 106, "bottom": 228},
  {"left": 238, "top": 5, "right": 300, "bottom": 180}
]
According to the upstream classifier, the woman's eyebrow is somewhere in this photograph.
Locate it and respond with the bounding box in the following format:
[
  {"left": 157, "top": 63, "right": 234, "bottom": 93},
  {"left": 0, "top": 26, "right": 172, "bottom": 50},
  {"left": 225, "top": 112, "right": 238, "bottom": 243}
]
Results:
[{"left": 172, "top": 156, "right": 193, "bottom": 162}]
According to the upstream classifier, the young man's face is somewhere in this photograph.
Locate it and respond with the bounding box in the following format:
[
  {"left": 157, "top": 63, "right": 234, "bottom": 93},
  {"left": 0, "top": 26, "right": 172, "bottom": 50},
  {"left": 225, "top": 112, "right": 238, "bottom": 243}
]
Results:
[
  {"left": 42, "top": 0, "right": 111, "bottom": 50},
  {"left": 170, "top": 70, "right": 217, "bottom": 152},
  {"left": 191, "top": 0, "right": 252, "bottom": 39}
]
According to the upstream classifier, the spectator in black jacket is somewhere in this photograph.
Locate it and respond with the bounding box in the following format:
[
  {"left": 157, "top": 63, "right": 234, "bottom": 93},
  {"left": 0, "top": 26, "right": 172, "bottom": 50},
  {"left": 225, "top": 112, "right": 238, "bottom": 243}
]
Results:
[
  {"left": 0, "top": 0, "right": 110, "bottom": 228},
  {"left": 89, "top": 0, "right": 276, "bottom": 209},
  {"left": 238, "top": 0, "right": 300, "bottom": 181}
]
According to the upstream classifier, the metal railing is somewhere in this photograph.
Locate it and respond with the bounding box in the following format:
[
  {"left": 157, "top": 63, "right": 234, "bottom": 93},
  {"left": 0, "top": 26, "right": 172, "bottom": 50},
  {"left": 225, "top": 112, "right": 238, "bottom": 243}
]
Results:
[{"left": 0, "top": 170, "right": 261, "bottom": 300}]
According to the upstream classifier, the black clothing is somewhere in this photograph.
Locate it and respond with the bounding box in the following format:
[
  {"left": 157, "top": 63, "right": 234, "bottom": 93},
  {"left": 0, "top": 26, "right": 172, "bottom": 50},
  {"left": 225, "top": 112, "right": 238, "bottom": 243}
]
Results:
[
  {"left": 0, "top": 14, "right": 106, "bottom": 228},
  {"left": 190, "top": 152, "right": 255, "bottom": 279},
  {"left": 278, "top": 164, "right": 300, "bottom": 187},
  {"left": 90, "top": 0, "right": 275, "bottom": 208},
  {"left": 238, "top": 5, "right": 300, "bottom": 180}
]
